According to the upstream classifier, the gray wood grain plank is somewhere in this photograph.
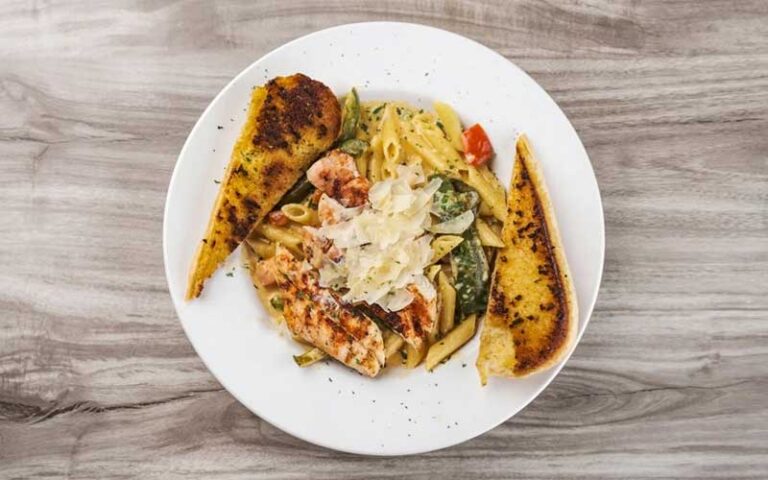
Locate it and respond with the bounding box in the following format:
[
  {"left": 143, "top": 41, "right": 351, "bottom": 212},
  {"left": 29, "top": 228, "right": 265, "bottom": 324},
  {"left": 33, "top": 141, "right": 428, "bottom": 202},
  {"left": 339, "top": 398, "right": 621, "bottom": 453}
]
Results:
[{"left": 1, "top": 0, "right": 767, "bottom": 478}]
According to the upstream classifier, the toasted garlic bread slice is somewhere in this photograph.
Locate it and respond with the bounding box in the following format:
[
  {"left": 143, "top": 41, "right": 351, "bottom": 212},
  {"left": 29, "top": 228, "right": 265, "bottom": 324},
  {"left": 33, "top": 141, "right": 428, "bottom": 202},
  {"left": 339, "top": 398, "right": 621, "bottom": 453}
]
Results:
[
  {"left": 476, "top": 135, "right": 577, "bottom": 384},
  {"left": 186, "top": 74, "right": 341, "bottom": 299}
]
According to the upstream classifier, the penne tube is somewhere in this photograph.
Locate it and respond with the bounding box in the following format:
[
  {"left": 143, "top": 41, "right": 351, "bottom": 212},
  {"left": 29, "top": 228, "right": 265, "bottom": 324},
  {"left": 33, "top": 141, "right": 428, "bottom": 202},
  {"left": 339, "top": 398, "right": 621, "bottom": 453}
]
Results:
[
  {"left": 369, "top": 134, "right": 384, "bottom": 183},
  {"left": 385, "top": 335, "right": 405, "bottom": 363},
  {"left": 433, "top": 101, "right": 464, "bottom": 151},
  {"left": 257, "top": 223, "right": 302, "bottom": 248},
  {"left": 437, "top": 271, "right": 456, "bottom": 335},
  {"left": 403, "top": 342, "right": 426, "bottom": 369},
  {"left": 466, "top": 166, "right": 506, "bottom": 221},
  {"left": 380, "top": 104, "right": 402, "bottom": 166},
  {"left": 256, "top": 223, "right": 303, "bottom": 257},
  {"left": 425, "top": 314, "right": 477, "bottom": 371},
  {"left": 244, "top": 237, "right": 276, "bottom": 260},
  {"left": 280, "top": 203, "right": 314, "bottom": 225},
  {"left": 478, "top": 200, "right": 494, "bottom": 217},
  {"left": 475, "top": 217, "right": 505, "bottom": 247},
  {"left": 426, "top": 264, "right": 442, "bottom": 282},
  {"left": 431, "top": 235, "right": 464, "bottom": 263},
  {"left": 356, "top": 150, "right": 369, "bottom": 178}
]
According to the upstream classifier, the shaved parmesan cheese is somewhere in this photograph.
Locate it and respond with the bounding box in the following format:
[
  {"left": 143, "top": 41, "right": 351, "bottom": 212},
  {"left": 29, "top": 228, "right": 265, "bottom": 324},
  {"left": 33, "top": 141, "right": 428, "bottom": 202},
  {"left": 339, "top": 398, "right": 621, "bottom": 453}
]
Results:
[
  {"left": 428, "top": 209, "right": 475, "bottom": 234},
  {"left": 312, "top": 164, "right": 440, "bottom": 311}
]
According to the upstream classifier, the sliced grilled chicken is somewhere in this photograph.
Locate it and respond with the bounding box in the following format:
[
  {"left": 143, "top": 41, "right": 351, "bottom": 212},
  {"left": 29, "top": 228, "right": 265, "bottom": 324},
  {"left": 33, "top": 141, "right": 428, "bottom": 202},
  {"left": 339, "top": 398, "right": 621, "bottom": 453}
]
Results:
[
  {"left": 302, "top": 228, "right": 342, "bottom": 269},
  {"left": 264, "top": 246, "right": 385, "bottom": 377},
  {"left": 356, "top": 286, "right": 437, "bottom": 350}
]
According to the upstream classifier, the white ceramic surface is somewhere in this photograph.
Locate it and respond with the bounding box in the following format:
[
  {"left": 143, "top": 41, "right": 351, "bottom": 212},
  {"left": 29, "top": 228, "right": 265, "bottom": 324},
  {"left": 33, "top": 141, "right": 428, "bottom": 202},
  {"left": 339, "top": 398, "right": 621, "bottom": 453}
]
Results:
[{"left": 163, "top": 22, "right": 604, "bottom": 456}]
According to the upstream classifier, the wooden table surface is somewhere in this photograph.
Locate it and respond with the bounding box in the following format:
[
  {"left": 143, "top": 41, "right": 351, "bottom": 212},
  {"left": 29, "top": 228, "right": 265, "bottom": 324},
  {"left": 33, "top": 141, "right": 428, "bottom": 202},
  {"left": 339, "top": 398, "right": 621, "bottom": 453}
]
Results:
[{"left": 2, "top": 1, "right": 767, "bottom": 478}]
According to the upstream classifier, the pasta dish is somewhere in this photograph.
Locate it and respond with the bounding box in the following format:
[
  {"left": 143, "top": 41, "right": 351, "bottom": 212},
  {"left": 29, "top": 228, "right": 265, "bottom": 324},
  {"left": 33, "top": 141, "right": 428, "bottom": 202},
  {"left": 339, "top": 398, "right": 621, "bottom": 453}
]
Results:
[{"left": 186, "top": 74, "right": 577, "bottom": 383}]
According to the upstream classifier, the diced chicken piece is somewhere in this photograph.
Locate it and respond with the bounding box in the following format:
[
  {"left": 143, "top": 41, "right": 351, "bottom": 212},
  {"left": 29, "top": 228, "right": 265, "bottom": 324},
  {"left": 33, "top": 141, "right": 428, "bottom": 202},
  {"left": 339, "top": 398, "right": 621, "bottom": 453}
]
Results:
[
  {"left": 316, "top": 194, "right": 361, "bottom": 225},
  {"left": 268, "top": 246, "right": 385, "bottom": 376},
  {"left": 307, "top": 150, "right": 370, "bottom": 207},
  {"left": 268, "top": 210, "right": 289, "bottom": 226},
  {"left": 302, "top": 229, "right": 342, "bottom": 269},
  {"left": 252, "top": 257, "right": 278, "bottom": 287},
  {"left": 338, "top": 176, "right": 370, "bottom": 207},
  {"left": 308, "top": 150, "right": 359, "bottom": 188}
]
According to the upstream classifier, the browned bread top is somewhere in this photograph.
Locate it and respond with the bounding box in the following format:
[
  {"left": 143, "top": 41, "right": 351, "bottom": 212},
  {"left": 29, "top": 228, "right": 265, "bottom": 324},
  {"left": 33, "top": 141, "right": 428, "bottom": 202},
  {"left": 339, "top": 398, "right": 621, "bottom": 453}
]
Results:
[{"left": 476, "top": 135, "right": 577, "bottom": 383}]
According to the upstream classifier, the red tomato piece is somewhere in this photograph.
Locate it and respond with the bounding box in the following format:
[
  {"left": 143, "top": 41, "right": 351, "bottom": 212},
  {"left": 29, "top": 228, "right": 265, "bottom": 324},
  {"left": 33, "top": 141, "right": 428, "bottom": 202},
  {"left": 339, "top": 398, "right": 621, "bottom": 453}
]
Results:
[{"left": 461, "top": 124, "right": 494, "bottom": 166}]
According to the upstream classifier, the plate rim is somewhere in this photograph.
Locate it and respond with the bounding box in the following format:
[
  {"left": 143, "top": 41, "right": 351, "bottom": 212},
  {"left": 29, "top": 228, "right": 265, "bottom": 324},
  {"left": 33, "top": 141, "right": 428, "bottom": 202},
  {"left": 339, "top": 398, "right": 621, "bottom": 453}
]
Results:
[{"left": 163, "top": 21, "right": 605, "bottom": 456}]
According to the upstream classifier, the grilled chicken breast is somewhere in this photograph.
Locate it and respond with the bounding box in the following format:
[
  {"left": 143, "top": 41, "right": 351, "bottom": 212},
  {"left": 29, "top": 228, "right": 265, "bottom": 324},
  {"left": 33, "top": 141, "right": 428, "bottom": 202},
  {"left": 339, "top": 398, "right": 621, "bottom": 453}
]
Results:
[
  {"left": 186, "top": 74, "right": 341, "bottom": 299},
  {"left": 476, "top": 135, "right": 578, "bottom": 384},
  {"left": 266, "top": 246, "right": 385, "bottom": 377}
]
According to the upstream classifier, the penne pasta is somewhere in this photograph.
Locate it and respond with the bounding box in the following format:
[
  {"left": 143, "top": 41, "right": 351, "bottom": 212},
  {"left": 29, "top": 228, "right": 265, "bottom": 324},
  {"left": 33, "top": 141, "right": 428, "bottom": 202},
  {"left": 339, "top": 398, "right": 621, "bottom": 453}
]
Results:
[
  {"left": 478, "top": 200, "right": 494, "bottom": 217},
  {"left": 425, "top": 314, "right": 477, "bottom": 371},
  {"left": 280, "top": 203, "right": 314, "bottom": 225},
  {"left": 480, "top": 166, "right": 507, "bottom": 211},
  {"left": 380, "top": 104, "right": 402, "bottom": 167},
  {"left": 413, "top": 122, "right": 466, "bottom": 177},
  {"left": 403, "top": 342, "right": 426, "bottom": 369},
  {"left": 466, "top": 166, "right": 506, "bottom": 221},
  {"left": 426, "top": 264, "right": 442, "bottom": 282},
  {"left": 433, "top": 101, "right": 464, "bottom": 151},
  {"left": 368, "top": 134, "right": 384, "bottom": 182},
  {"left": 401, "top": 141, "right": 434, "bottom": 177},
  {"left": 385, "top": 334, "right": 405, "bottom": 363},
  {"left": 437, "top": 271, "right": 456, "bottom": 335},
  {"left": 403, "top": 131, "right": 452, "bottom": 174},
  {"left": 257, "top": 223, "right": 301, "bottom": 247},
  {"left": 475, "top": 218, "right": 505, "bottom": 247},
  {"left": 248, "top": 239, "right": 276, "bottom": 259},
  {"left": 356, "top": 150, "right": 369, "bottom": 178},
  {"left": 256, "top": 223, "right": 303, "bottom": 256},
  {"left": 430, "top": 235, "right": 464, "bottom": 263}
]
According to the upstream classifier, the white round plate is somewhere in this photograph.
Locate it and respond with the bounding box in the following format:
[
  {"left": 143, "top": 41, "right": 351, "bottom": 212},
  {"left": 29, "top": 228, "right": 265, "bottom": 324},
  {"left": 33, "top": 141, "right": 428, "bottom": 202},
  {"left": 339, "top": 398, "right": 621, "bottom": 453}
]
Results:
[{"left": 164, "top": 22, "right": 604, "bottom": 456}]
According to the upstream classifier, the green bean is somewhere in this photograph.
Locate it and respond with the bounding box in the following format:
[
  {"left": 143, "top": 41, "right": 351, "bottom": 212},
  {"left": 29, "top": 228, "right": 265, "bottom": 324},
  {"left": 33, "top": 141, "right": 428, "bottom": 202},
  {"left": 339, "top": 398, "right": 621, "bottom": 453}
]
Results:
[
  {"left": 339, "top": 138, "right": 368, "bottom": 157},
  {"left": 338, "top": 88, "right": 360, "bottom": 143}
]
